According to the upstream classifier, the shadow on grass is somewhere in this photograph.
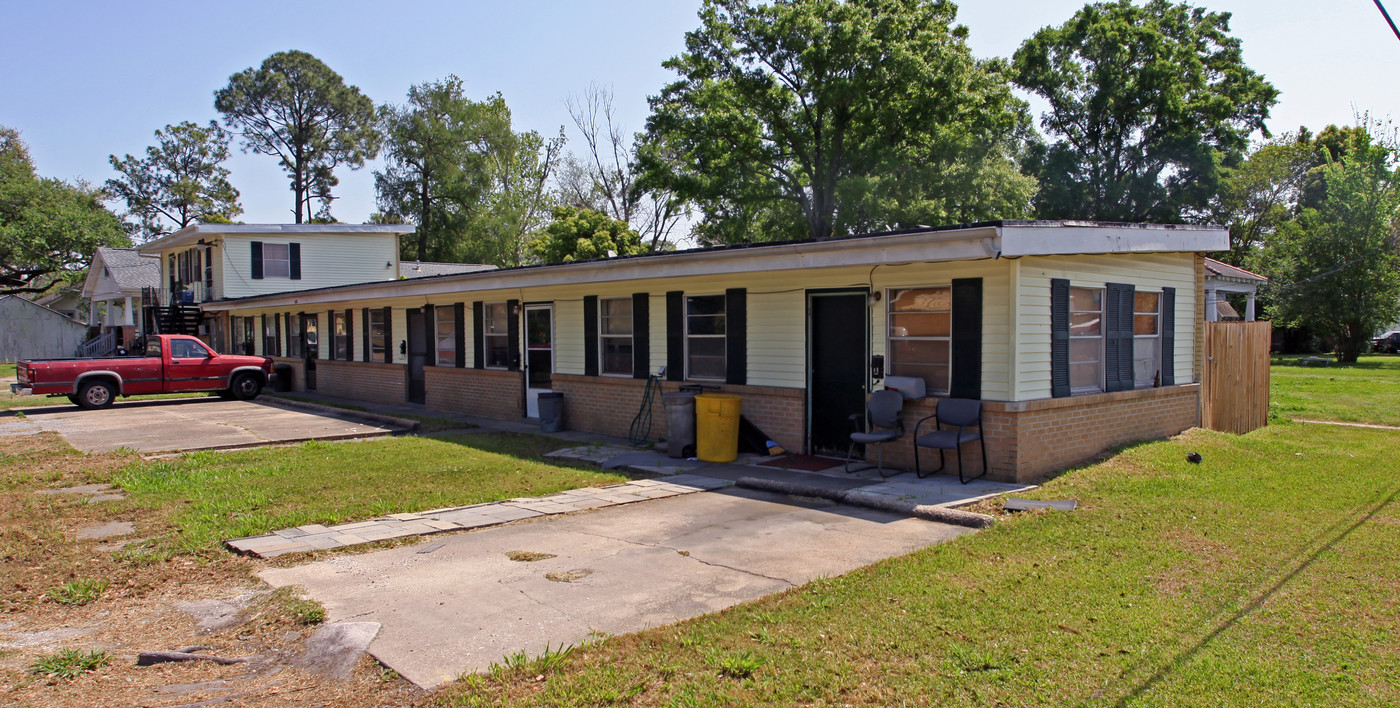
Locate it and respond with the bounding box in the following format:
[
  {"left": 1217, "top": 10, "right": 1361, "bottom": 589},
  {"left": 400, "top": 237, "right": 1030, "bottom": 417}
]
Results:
[{"left": 1113, "top": 481, "right": 1400, "bottom": 705}]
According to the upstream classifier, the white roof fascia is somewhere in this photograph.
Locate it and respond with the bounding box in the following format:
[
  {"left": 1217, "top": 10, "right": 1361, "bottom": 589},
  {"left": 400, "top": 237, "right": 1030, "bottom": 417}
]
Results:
[
  {"left": 137, "top": 223, "right": 417, "bottom": 254},
  {"left": 998, "top": 224, "right": 1228, "bottom": 256}
]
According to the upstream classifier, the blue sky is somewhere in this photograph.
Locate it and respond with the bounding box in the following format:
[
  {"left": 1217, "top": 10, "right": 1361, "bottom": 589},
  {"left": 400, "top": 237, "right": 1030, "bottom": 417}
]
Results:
[{"left": 2, "top": 0, "right": 1397, "bottom": 226}]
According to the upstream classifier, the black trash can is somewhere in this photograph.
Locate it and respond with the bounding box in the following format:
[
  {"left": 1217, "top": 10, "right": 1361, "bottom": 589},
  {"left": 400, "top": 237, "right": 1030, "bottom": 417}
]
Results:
[
  {"left": 662, "top": 392, "right": 697, "bottom": 458},
  {"left": 537, "top": 392, "right": 564, "bottom": 433},
  {"left": 272, "top": 363, "right": 294, "bottom": 393}
]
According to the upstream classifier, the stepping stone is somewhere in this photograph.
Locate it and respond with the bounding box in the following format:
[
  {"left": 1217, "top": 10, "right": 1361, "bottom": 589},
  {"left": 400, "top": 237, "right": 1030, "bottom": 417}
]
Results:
[
  {"left": 76, "top": 521, "right": 136, "bottom": 540},
  {"left": 36, "top": 483, "right": 114, "bottom": 496},
  {"left": 1004, "top": 497, "right": 1078, "bottom": 512}
]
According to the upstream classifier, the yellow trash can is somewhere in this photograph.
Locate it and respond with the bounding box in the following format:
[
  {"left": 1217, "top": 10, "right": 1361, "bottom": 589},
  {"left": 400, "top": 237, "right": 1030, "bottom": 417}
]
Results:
[{"left": 694, "top": 393, "right": 742, "bottom": 462}]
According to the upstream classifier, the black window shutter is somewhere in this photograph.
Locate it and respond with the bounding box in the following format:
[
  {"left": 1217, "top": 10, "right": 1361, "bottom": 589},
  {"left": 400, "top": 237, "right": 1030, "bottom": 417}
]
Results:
[
  {"left": 251, "top": 241, "right": 264, "bottom": 280},
  {"left": 472, "top": 302, "right": 484, "bottom": 369},
  {"left": 454, "top": 303, "right": 466, "bottom": 368},
  {"left": 289, "top": 242, "right": 301, "bottom": 280},
  {"left": 361, "top": 308, "right": 370, "bottom": 362},
  {"left": 344, "top": 309, "right": 353, "bottom": 362},
  {"left": 260, "top": 314, "right": 267, "bottom": 355},
  {"left": 274, "top": 313, "right": 282, "bottom": 357},
  {"left": 383, "top": 307, "right": 393, "bottom": 364},
  {"left": 326, "top": 311, "right": 335, "bottom": 360},
  {"left": 299, "top": 312, "right": 307, "bottom": 355},
  {"left": 666, "top": 291, "right": 684, "bottom": 381},
  {"left": 950, "top": 278, "right": 982, "bottom": 400},
  {"left": 506, "top": 300, "right": 520, "bottom": 371},
  {"left": 583, "top": 296, "right": 599, "bottom": 376},
  {"left": 205, "top": 246, "right": 213, "bottom": 292},
  {"left": 1104, "top": 283, "right": 1135, "bottom": 392},
  {"left": 1160, "top": 287, "right": 1175, "bottom": 386},
  {"left": 1050, "top": 278, "right": 1071, "bottom": 398},
  {"left": 632, "top": 292, "right": 649, "bottom": 379},
  {"left": 423, "top": 305, "right": 436, "bottom": 367},
  {"left": 725, "top": 288, "right": 747, "bottom": 385}
]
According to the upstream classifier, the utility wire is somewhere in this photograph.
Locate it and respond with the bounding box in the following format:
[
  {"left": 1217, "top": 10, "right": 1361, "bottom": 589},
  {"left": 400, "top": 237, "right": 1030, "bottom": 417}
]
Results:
[{"left": 1376, "top": 0, "right": 1400, "bottom": 43}]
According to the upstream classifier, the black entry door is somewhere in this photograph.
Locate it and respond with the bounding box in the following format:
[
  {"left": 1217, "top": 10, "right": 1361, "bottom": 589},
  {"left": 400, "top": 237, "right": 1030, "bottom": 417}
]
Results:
[
  {"left": 406, "top": 309, "right": 427, "bottom": 404},
  {"left": 303, "top": 314, "right": 318, "bottom": 391},
  {"left": 808, "top": 291, "right": 868, "bottom": 455}
]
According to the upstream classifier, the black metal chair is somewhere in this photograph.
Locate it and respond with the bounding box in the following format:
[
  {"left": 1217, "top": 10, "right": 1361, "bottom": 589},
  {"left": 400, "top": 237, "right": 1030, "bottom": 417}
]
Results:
[
  {"left": 845, "top": 389, "right": 905, "bottom": 477},
  {"left": 913, "top": 398, "right": 987, "bottom": 484}
]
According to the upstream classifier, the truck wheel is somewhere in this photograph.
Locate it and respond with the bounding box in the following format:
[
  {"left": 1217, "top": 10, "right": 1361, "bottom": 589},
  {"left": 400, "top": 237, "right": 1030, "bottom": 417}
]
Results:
[
  {"left": 76, "top": 380, "right": 116, "bottom": 410},
  {"left": 230, "top": 373, "right": 263, "bottom": 400}
]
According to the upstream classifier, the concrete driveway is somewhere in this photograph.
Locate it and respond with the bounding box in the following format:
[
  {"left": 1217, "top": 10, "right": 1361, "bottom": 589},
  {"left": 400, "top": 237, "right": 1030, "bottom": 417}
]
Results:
[
  {"left": 260, "top": 485, "right": 971, "bottom": 689},
  {"left": 0, "top": 397, "right": 403, "bottom": 453}
]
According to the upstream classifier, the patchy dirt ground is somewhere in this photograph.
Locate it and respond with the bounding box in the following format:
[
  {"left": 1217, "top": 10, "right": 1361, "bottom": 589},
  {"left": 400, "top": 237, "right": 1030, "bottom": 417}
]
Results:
[{"left": 0, "top": 432, "right": 420, "bottom": 707}]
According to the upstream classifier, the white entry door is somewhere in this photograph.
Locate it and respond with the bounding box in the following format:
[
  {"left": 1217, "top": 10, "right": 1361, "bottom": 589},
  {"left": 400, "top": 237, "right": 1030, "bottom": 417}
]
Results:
[{"left": 524, "top": 304, "right": 554, "bottom": 418}]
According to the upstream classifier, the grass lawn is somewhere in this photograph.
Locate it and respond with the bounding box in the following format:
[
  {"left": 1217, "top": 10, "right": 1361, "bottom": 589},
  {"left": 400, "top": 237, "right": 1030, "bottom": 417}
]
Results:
[
  {"left": 0, "top": 363, "right": 14, "bottom": 378},
  {"left": 435, "top": 421, "right": 1400, "bottom": 707},
  {"left": 1270, "top": 354, "right": 1400, "bottom": 426},
  {"left": 273, "top": 393, "right": 470, "bottom": 432}
]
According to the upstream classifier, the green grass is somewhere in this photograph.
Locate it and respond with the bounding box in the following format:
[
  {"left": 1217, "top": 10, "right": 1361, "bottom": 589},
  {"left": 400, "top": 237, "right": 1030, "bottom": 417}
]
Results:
[
  {"left": 1270, "top": 354, "right": 1400, "bottom": 426},
  {"left": 29, "top": 648, "right": 111, "bottom": 681},
  {"left": 0, "top": 363, "right": 15, "bottom": 378},
  {"left": 273, "top": 394, "right": 472, "bottom": 432},
  {"left": 113, "top": 433, "right": 626, "bottom": 554},
  {"left": 434, "top": 422, "right": 1400, "bottom": 707},
  {"left": 46, "top": 578, "right": 109, "bottom": 606}
]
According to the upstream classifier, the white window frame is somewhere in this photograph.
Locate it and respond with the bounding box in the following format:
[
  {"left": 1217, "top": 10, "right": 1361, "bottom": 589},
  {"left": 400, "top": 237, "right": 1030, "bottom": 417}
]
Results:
[
  {"left": 685, "top": 294, "right": 726, "bottom": 382},
  {"left": 599, "top": 297, "right": 634, "bottom": 377},
  {"left": 483, "top": 302, "right": 510, "bottom": 369},
  {"left": 1133, "top": 291, "right": 1162, "bottom": 389},
  {"left": 435, "top": 306, "right": 457, "bottom": 367},
  {"left": 886, "top": 286, "right": 952, "bottom": 396},
  {"left": 1070, "top": 286, "right": 1104, "bottom": 395},
  {"left": 262, "top": 242, "right": 291, "bottom": 279},
  {"left": 368, "top": 309, "right": 387, "bottom": 363}
]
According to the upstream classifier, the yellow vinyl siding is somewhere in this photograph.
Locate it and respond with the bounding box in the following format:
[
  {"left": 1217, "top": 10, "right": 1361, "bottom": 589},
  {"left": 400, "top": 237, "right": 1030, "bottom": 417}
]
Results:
[
  {"left": 1016, "top": 252, "right": 1198, "bottom": 399},
  {"left": 555, "top": 298, "right": 585, "bottom": 376},
  {"left": 746, "top": 289, "right": 806, "bottom": 387}
]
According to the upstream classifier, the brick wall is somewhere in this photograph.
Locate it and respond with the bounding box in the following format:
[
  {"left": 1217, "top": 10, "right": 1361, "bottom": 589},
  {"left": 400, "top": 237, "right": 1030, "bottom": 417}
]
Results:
[
  {"left": 872, "top": 384, "right": 1201, "bottom": 483},
  {"left": 316, "top": 360, "right": 406, "bottom": 405},
  {"left": 424, "top": 366, "right": 523, "bottom": 420},
  {"left": 550, "top": 374, "right": 805, "bottom": 452}
]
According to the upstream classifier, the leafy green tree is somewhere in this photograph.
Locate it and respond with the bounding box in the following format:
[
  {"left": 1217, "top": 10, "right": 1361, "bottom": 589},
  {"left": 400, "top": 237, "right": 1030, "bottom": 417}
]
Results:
[
  {"left": 0, "top": 127, "right": 128, "bottom": 295},
  {"left": 1212, "top": 131, "right": 1318, "bottom": 266},
  {"left": 105, "top": 120, "right": 241, "bottom": 241},
  {"left": 534, "top": 205, "right": 646, "bottom": 263},
  {"left": 376, "top": 77, "right": 513, "bottom": 262},
  {"left": 1264, "top": 122, "right": 1400, "bottom": 362},
  {"left": 467, "top": 127, "right": 566, "bottom": 267},
  {"left": 214, "top": 50, "right": 380, "bottom": 223},
  {"left": 645, "top": 0, "right": 1036, "bottom": 243},
  {"left": 1013, "top": 0, "right": 1277, "bottom": 222}
]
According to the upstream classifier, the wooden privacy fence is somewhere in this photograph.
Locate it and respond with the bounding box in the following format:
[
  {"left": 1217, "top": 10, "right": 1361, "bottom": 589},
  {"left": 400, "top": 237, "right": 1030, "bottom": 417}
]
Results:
[{"left": 1202, "top": 320, "right": 1271, "bottom": 434}]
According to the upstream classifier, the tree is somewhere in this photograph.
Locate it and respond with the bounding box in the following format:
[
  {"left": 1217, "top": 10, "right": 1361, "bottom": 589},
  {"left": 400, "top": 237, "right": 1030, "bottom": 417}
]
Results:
[
  {"left": 376, "top": 78, "right": 512, "bottom": 262},
  {"left": 1212, "top": 131, "right": 1318, "bottom": 266},
  {"left": 534, "top": 205, "right": 647, "bottom": 263},
  {"left": 558, "top": 84, "right": 689, "bottom": 250},
  {"left": 468, "top": 127, "right": 566, "bottom": 266},
  {"left": 1013, "top": 0, "right": 1278, "bottom": 222},
  {"left": 0, "top": 127, "right": 128, "bottom": 295},
  {"left": 214, "top": 50, "right": 381, "bottom": 223},
  {"left": 105, "top": 120, "right": 241, "bottom": 241},
  {"left": 1264, "top": 121, "right": 1400, "bottom": 362},
  {"left": 645, "top": 0, "right": 1036, "bottom": 244}
]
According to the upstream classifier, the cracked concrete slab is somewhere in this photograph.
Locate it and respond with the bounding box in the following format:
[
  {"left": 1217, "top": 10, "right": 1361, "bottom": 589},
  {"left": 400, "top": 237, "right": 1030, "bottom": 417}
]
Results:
[{"left": 259, "top": 486, "right": 970, "bottom": 689}]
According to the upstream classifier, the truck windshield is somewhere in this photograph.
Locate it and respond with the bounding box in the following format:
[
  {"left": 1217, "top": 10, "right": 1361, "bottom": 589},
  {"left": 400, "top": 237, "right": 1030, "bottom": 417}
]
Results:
[{"left": 144, "top": 340, "right": 162, "bottom": 357}]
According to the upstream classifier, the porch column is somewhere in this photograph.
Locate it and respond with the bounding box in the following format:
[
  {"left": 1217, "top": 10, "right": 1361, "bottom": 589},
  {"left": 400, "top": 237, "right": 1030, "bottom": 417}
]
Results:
[
  {"left": 1205, "top": 288, "right": 1218, "bottom": 322},
  {"left": 123, "top": 296, "right": 134, "bottom": 326},
  {"left": 1245, "top": 292, "right": 1256, "bottom": 322},
  {"left": 88, "top": 299, "right": 96, "bottom": 326}
]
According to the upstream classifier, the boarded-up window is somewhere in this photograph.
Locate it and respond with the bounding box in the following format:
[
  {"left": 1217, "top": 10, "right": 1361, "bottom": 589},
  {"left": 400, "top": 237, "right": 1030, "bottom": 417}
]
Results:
[
  {"left": 435, "top": 306, "right": 457, "bottom": 366},
  {"left": 1070, "top": 287, "right": 1103, "bottom": 393},
  {"left": 1133, "top": 291, "right": 1161, "bottom": 388},
  {"left": 887, "top": 287, "right": 950, "bottom": 395}
]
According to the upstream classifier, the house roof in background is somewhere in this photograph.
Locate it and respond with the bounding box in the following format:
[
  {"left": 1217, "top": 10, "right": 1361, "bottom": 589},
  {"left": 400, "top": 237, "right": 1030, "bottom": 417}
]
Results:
[
  {"left": 137, "top": 223, "right": 418, "bottom": 253},
  {"left": 398, "top": 262, "right": 497, "bottom": 279},
  {"left": 91, "top": 247, "right": 159, "bottom": 292},
  {"left": 1205, "top": 258, "right": 1268, "bottom": 283}
]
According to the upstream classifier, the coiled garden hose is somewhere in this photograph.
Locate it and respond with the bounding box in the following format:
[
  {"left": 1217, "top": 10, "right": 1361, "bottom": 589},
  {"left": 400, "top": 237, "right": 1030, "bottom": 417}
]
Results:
[{"left": 628, "top": 373, "right": 663, "bottom": 446}]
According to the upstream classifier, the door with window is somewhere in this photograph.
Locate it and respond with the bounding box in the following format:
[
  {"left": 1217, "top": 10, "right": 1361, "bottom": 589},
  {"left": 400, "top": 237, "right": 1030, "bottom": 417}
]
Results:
[
  {"left": 303, "top": 314, "right": 318, "bottom": 391},
  {"left": 524, "top": 304, "right": 554, "bottom": 417}
]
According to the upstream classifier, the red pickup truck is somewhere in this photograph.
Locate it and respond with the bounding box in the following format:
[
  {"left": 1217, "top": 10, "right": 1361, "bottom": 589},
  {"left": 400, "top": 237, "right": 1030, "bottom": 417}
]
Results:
[{"left": 11, "top": 334, "right": 274, "bottom": 410}]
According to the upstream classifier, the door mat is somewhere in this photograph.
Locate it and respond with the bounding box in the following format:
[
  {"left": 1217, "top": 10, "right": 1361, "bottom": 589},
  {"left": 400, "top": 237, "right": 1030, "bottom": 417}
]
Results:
[{"left": 756, "top": 455, "right": 845, "bottom": 472}]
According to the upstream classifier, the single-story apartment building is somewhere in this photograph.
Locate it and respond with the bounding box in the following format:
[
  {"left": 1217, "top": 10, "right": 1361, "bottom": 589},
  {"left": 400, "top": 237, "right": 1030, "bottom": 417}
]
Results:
[{"left": 190, "top": 220, "right": 1227, "bottom": 483}]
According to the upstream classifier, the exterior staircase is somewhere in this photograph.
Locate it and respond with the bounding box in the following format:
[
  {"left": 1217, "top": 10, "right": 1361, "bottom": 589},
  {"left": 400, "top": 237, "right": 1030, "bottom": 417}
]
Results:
[{"left": 142, "top": 287, "right": 203, "bottom": 336}]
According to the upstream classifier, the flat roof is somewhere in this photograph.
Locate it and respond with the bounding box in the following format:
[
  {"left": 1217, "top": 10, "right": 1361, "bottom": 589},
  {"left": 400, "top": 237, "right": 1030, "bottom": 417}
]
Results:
[
  {"left": 138, "top": 223, "right": 417, "bottom": 254},
  {"left": 200, "top": 220, "right": 1228, "bottom": 311}
]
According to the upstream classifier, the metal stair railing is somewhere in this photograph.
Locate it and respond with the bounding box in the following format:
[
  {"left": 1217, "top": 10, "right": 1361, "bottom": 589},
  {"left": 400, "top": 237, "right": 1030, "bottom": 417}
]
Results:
[{"left": 76, "top": 331, "right": 117, "bottom": 358}]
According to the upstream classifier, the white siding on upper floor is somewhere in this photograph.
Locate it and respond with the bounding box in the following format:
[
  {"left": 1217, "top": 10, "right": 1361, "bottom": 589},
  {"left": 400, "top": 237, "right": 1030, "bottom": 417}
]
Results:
[
  {"left": 219, "top": 233, "right": 400, "bottom": 299},
  {"left": 1015, "top": 252, "right": 1198, "bottom": 400}
]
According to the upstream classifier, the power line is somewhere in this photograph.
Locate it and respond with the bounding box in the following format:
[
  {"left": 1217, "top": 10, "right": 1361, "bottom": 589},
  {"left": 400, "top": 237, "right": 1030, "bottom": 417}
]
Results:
[{"left": 1376, "top": 0, "right": 1400, "bottom": 43}]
